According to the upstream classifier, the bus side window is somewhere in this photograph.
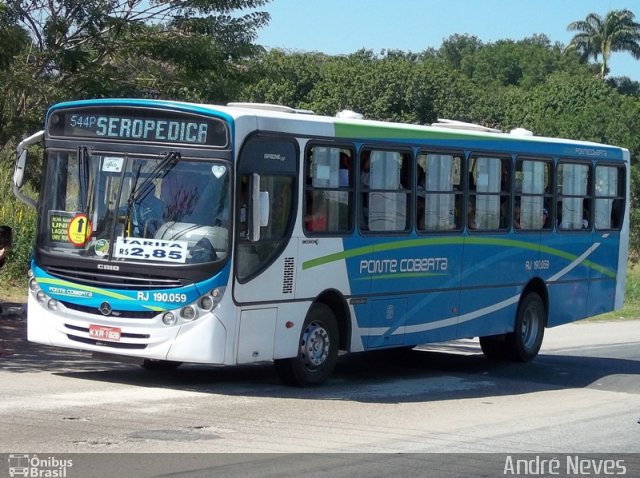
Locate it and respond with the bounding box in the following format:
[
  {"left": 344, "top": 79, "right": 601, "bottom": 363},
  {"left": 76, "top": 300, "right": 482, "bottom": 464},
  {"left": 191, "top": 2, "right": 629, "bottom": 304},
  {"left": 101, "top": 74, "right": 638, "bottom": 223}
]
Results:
[
  {"left": 515, "top": 158, "right": 551, "bottom": 230},
  {"left": 557, "top": 162, "right": 591, "bottom": 231},
  {"left": 305, "top": 145, "right": 354, "bottom": 235},
  {"left": 360, "top": 149, "right": 410, "bottom": 232},
  {"left": 595, "top": 164, "right": 625, "bottom": 230},
  {"left": 469, "top": 155, "right": 508, "bottom": 230},
  {"left": 417, "top": 152, "right": 461, "bottom": 232}
]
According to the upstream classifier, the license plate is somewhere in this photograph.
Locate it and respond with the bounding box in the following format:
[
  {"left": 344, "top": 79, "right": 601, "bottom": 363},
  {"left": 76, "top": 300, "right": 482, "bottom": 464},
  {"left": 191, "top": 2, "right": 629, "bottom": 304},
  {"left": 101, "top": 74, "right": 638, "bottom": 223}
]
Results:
[{"left": 89, "top": 325, "right": 122, "bottom": 342}]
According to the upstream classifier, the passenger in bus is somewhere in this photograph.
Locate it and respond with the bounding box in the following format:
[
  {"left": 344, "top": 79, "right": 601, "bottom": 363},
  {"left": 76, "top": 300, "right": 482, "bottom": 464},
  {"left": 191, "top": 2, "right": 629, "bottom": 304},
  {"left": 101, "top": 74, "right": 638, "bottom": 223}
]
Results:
[
  {"left": 542, "top": 208, "right": 550, "bottom": 228},
  {"left": 416, "top": 195, "right": 426, "bottom": 230},
  {"left": 360, "top": 151, "right": 371, "bottom": 187},
  {"left": 305, "top": 192, "right": 327, "bottom": 232},
  {"left": 339, "top": 152, "right": 351, "bottom": 187},
  {"left": 467, "top": 200, "right": 477, "bottom": 230}
]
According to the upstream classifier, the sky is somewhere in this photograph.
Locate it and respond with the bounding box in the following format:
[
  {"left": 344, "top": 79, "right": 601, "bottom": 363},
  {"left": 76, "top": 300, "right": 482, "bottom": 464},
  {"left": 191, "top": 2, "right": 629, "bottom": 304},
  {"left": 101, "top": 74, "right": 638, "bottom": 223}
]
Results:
[{"left": 255, "top": 0, "right": 640, "bottom": 81}]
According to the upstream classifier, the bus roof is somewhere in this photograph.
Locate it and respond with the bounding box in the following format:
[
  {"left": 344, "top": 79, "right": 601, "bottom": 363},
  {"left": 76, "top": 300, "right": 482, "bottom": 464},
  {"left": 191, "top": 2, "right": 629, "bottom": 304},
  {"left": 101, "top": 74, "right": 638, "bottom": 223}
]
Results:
[{"left": 48, "top": 98, "right": 628, "bottom": 160}]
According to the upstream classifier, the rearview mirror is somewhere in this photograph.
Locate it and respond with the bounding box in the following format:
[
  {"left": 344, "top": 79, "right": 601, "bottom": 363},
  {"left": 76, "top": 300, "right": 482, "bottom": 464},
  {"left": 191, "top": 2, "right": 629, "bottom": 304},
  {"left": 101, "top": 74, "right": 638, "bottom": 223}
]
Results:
[
  {"left": 249, "top": 173, "right": 270, "bottom": 242},
  {"left": 13, "top": 130, "right": 43, "bottom": 209},
  {"left": 14, "top": 149, "right": 27, "bottom": 188}
]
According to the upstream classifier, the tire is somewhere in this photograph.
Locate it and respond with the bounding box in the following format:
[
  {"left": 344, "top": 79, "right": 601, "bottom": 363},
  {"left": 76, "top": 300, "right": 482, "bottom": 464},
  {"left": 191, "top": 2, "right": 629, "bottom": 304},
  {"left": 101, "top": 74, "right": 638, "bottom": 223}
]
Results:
[
  {"left": 140, "top": 359, "right": 183, "bottom": 371},
  {"left": 504, "top": 292, "right": 546, "bottom": 362},
  {"left": 274, "top": 303, "right": 339, "bottom": 387},
  {"left": 479, "top": 335, "right": 507, "bottom": 360}
]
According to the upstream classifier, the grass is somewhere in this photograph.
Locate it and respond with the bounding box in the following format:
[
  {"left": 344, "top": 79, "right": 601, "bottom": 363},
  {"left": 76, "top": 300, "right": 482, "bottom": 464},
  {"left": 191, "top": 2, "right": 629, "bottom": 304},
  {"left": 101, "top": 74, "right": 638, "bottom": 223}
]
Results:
[
  {"left": 0, "top": 280, "right": 28, "bottom": 303},
  {"left": 589, "top": 263, "right": 640, "bottom": 321}
]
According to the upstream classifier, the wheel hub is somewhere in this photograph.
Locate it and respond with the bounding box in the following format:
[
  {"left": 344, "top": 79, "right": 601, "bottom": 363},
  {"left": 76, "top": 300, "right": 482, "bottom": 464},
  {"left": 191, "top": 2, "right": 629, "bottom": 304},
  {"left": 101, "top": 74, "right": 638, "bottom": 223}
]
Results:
[{"left": 300, "top": 321, "right": 330, "bottom": 368}]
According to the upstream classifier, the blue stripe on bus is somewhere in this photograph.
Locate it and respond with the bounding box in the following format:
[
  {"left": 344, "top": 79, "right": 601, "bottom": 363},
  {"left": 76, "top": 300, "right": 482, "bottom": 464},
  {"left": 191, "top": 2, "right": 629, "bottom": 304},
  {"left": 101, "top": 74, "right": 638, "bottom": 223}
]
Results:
[{"left": 32, "top": 261, "right": 231, "bottom": 312}]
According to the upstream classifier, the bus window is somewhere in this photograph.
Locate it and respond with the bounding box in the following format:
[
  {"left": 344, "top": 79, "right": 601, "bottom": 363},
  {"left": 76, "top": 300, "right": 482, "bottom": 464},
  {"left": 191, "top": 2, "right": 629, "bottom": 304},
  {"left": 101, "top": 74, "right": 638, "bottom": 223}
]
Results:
[
  {"left": 360, "top": 149, "right": 411, "bottom": 232},
  {"left": 515, "top": 158, "right": 552, "bottom": 230},
  {"left": 417, "top": 152, "right": 462, "bottom": 231},
  {"left": 557, "top": 162, "right": 591, "bottom": 230},
  {"left": 304, "top": 145, "right": 354, "bottom": 234},
  {"left": 595, "top": 165, "right": 625, "bottom": 230},
  {"left": 469, "top": 155, "right": 509, "bottom": 230}
]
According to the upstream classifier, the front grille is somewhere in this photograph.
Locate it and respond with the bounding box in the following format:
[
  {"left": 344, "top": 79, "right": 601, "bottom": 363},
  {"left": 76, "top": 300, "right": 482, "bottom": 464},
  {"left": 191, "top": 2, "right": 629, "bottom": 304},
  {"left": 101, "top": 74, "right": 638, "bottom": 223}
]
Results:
[
  {"left": 45, "top": 265, "right": 184, "bottom": 290},
  {"left": 61, "top": 301, "right": 158, "bottom": 319},
  {"left": 67, "top": 335, "right": 147, "bottom": 349}
]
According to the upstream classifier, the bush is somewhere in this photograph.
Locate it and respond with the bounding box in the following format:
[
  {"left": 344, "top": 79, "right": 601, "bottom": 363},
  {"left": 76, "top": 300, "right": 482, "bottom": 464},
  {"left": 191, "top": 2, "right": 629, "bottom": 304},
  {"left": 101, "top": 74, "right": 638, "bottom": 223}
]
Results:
[{"left": 0, "top": 153, "right": 37, "bottom": 286}]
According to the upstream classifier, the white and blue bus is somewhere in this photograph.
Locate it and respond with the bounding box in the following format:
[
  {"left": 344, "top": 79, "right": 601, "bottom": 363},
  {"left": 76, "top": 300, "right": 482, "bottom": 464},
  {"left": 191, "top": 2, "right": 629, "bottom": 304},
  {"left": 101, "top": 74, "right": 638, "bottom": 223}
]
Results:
[{"left": 14, "top": 99, "right": 629, "bottom": 385}]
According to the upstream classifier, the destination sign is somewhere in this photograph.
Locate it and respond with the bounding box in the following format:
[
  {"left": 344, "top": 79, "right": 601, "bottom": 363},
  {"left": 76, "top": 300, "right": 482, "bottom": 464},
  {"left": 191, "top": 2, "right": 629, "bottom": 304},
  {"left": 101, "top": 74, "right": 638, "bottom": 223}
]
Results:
[{"left": 48, "top": 108, "right": 228, "bottom": 147}]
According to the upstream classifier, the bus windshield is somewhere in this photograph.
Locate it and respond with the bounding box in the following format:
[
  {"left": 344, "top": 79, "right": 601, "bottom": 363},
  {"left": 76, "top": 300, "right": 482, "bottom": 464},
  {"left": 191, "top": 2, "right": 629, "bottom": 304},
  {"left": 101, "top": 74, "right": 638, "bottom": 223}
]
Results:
[{"left": 38, "top": 149, "right": 230, "bottom": 265}]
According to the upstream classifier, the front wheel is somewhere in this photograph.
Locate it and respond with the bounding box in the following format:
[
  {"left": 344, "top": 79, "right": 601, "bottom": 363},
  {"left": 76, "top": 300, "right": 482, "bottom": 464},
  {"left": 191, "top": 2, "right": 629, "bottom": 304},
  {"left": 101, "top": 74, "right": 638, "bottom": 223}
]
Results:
[
  {"left": 504, "top": 292, "right": 546, "bottom": 362},
  {"left": 140, "top": 359, "right": 183, "bottom": 371},
  {"left": 274, "top": 303, "right": 339, "bottom": 386}
]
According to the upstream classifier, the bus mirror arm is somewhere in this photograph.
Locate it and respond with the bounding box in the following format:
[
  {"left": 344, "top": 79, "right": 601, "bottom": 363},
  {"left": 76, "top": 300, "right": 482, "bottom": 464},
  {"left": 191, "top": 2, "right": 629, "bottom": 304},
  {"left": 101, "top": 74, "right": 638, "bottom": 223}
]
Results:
[
  {"left": 13, "top": 130, "right": 44, "bottom": 209},
  {"left": 249, "top": 173, "right": 270, "bottom": 242}
]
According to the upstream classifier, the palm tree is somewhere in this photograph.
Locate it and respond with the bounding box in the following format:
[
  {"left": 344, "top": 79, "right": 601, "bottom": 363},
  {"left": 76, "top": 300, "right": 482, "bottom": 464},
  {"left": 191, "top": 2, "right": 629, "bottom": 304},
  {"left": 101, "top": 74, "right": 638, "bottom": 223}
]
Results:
[{"left": 567, "top": 9, "right": 640, "bottom": 79}]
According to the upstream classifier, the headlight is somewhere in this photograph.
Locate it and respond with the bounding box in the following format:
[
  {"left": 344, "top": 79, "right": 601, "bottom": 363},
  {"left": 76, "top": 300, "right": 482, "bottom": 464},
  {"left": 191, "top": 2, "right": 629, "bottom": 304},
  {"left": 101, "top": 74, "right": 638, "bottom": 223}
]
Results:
[
  {"left": 162, "top": 312, "right": 177, "bottom": 326},
  {"left": 180, "top": 305, "right": 197, "bottom": 321},
  {"left": 198, "top": 295, "right": 214, "bottom": 311},
  {"left": 29, "top": 278, "right": 40, "bottom": 292},
  {"left": 36, "top": 290, "right": 47, "bottom": 304}
]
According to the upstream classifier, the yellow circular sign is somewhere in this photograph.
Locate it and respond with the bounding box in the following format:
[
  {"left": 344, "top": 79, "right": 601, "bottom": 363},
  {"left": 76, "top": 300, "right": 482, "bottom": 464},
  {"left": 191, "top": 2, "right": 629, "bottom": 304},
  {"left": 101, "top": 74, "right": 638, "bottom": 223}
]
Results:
[{"left": 67, "top": 214, "right": 92, "bottom": 246}]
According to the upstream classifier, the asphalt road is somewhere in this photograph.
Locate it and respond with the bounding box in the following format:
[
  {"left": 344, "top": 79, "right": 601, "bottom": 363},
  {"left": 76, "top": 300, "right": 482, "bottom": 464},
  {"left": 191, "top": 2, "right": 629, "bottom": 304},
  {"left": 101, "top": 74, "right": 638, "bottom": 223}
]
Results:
[{"left": 0, "top": 306, "right": 638, "bottom": 476}]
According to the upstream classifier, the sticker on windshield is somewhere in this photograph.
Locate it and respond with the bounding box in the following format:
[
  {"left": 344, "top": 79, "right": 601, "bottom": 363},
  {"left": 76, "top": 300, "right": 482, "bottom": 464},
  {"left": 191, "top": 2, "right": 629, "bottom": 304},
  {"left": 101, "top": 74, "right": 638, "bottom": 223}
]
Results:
[
  {"left": 211, "top": 165, "right": 227, "bottom": 178},
  {"left": 49, "top": 210, "right": 75, "bottom": 243},
  {"left": 114, "top": 237, "right": 188, "bottom": 263},
  {"left": 94, "top": 239, "right": 110, "bottom": 257},
  {"left": 67, "top": 213, "right": 92, "bottom": 247},
  {"left": 102, "top": 156, "right": 124, "bottom": 173}
]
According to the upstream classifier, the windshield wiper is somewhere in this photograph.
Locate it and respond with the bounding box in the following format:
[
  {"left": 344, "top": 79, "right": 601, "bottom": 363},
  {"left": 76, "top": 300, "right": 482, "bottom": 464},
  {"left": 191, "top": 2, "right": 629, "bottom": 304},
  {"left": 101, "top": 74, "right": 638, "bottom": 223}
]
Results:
[
  {"left": 123, "top": 151, "right": 181, "bottom": 236},
  {"left": 77, "top": 146, "right": 90, "bottom": 212}
]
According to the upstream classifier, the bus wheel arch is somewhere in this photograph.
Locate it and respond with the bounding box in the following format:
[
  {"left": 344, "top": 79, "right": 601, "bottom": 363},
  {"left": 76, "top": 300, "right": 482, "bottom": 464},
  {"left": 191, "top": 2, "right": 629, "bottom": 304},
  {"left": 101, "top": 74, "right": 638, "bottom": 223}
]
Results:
[
  {"left": 521, "top": 278, "right": 549, "bottom": 328},
  {"left": 313, "top": 289, "right": 351, "bottom": 351}
]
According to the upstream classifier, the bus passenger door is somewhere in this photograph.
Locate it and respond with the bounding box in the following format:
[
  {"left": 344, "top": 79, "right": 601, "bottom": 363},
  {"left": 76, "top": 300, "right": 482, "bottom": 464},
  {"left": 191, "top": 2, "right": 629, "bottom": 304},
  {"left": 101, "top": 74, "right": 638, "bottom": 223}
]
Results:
[{"left": 233, "top": 136, "right": 299, "bottom": 307}]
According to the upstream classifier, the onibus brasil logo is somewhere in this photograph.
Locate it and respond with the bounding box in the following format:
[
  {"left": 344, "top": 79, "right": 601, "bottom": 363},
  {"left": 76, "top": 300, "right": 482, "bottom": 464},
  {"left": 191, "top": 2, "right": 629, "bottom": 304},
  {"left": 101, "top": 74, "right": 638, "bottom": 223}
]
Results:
[{"left": 8, "top": 454, "right": 73, "bottom": 477}]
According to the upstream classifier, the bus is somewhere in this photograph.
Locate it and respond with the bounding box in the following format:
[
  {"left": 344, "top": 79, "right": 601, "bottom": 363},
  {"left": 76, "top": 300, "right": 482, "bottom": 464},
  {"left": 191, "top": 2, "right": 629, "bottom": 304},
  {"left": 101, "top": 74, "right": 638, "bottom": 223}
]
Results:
[{"left": 13, "top": 99, "right": 629, "bottom": 386}]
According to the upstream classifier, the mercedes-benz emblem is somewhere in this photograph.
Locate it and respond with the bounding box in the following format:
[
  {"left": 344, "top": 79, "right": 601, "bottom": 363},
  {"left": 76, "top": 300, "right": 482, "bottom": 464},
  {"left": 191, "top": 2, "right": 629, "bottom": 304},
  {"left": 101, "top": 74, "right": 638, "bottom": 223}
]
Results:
[{"left": 99, "top": 301, "right": 112, "bottom": 316}]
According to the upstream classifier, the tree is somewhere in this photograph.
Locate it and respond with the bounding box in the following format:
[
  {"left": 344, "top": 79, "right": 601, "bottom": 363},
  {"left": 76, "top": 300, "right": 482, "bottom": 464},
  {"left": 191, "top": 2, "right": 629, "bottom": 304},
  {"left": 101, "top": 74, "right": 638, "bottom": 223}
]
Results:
[
  {"left": 567, "top": 9, "right": 640, "bottom": 79},
  {"left": 0, "top": 1, "right": 271, "bottom": 143}
]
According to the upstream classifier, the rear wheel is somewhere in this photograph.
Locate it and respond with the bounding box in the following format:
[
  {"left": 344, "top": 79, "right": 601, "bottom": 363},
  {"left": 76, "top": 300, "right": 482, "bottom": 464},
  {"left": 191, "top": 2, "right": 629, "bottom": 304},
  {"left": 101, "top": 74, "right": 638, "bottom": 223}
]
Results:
[
  {"left": 274, "top": 303, "right": 339, "bottom": 386},
  {"left": 504, "top": 292, "right": 546, "bottom": 362}
]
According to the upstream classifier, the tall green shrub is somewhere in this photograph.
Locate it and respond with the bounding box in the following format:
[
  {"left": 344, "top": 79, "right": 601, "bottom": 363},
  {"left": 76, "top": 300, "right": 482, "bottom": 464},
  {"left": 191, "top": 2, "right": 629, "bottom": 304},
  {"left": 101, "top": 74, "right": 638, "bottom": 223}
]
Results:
[{"left": 0, "top": 153, "right": 37, "bottom": 284}]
